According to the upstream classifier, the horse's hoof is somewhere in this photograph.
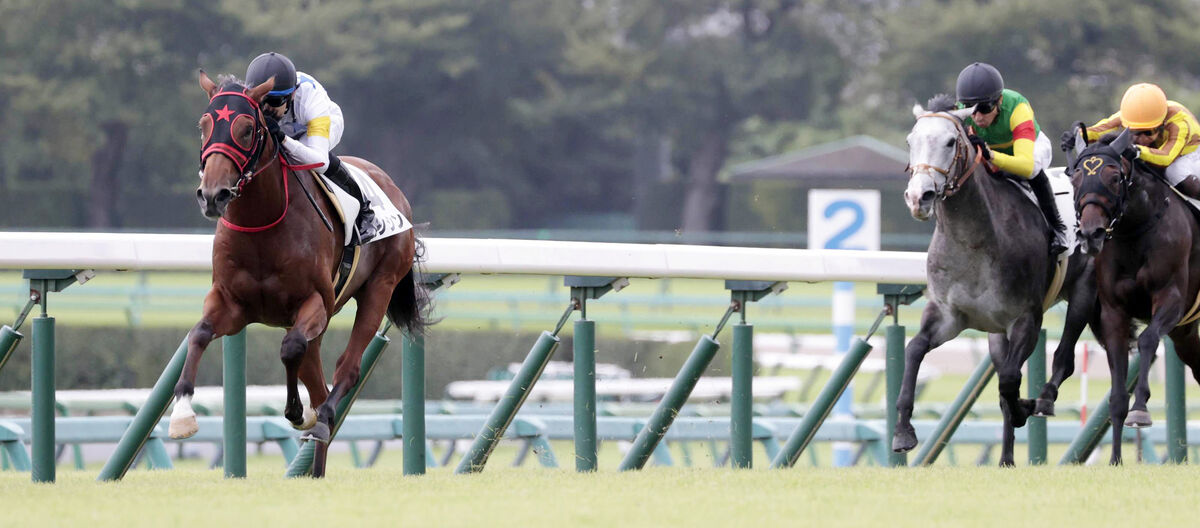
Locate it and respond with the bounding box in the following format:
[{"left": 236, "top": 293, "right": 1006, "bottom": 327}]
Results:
[
  {"left": 1010, "top": 399, "right": 1036, "bottom": 428},
  {"left": 290, "top": 406, "right": 318, "bottom": 431},
  {"left": 169, "top": 416, "right": 198, "bottom": 440},
  {"left": 1033, "top": 398, "right": 1055, "bottom": 417},
  {"left": 300, "top": 421, "right": 331, "bottom": 444},
  {"left": 1125, "top": 410, "right": 1152, "bottom": 428},
  {"left": 892, "top": 430, "right": 917, "bottom": 453},
  {"left": 999, "top": 459, "right": 1015, "bottom": 468}
]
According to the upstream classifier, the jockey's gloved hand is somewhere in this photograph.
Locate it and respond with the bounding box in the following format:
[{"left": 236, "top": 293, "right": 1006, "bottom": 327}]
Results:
[
  {"left": 1059, "top": 122, "right": 1085, "bottom": 152},
  {"left": 1123, "top": 145, "right": 1141, "bottom": 161},
  {"left": 264, "top": 116, "right": 285, "bottom": 145},
  {"left": 968, "top": 134, "right": 991, "bottom": 160}
]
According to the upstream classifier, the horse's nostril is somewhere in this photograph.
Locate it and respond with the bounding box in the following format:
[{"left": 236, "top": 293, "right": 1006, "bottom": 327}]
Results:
[
  {"left": 215, "top": 188, "right": 233, "bottom": 204},
  {"left": 920, "top": 191, "right": 935, "bottom": 203},
  {"left": 196, "top": 188, "right": 204, "bottom": 201}
]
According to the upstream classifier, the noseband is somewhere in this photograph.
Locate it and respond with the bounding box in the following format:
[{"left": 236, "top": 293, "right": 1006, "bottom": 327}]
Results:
[{"left": 908, "top": 113, "right": 984, "bottom": 199}]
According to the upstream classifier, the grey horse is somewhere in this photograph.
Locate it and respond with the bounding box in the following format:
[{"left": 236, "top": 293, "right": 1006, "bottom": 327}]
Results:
[{"left": 894, "top": 98, "right": 1097, "bottom": 466}]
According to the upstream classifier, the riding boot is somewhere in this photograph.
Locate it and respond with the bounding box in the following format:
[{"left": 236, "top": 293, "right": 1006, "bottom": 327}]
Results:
[
  {"left": 324, "top": 156, "right": 378, "bottom": 242},
  {"left": 1030, "top": 170, "right": 1068, "bottom": 256}
]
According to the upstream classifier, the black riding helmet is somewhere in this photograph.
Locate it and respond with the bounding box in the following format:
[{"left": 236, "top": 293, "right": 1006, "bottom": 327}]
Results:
[
  {"left": 245, "top": 52, "right": 297, "bottom": 99},
  {"left": 956, "top": 62, "right": 1004, "bottom": 105}
]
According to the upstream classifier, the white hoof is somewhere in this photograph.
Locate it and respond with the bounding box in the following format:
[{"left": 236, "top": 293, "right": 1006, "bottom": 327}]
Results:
[
  {"left": 293, "top": 406, "right": 318, "bottom": 431},
  {"left": 169, "top": 415, "right": 198, "bottom": 439},
  {"left": 169, "top": 395, "right": 199, "bottom": 439}
]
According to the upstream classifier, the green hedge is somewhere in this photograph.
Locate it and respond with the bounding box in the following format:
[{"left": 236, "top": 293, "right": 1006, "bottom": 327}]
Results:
[{"left": 0, "top": 326, "right": 714, "bottom": 400}]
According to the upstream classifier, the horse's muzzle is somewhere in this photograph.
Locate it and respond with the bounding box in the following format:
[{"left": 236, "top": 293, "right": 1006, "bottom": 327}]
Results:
[
  {"left": 904, "top": 189, "right": 935, "bottom": 220},
  {"left": 197, "top": 187, "right": 234, "bottom": 220},
  {"left": 1078, "top": 226, "right": 1106, "bottom": 256}
]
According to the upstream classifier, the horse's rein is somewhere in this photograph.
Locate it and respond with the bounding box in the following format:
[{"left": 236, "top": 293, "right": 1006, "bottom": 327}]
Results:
[{"left": 909, "top": 113, "right": 985, "bottom": 199}]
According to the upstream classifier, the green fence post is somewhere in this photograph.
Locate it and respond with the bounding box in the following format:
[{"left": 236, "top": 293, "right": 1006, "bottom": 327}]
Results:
[
  {"left": 1028, "top": 330, "right": 1047, "bottom": 465},
  {"left": 910, "top": 355, "right": 995, "bottom": 467},
  {"left": 456, "top": 331, "right": 560, "bottom": 474},
  {"left": 98, "top": 337, "right": 188, "bottom": 481},
  {"left": 886, "top": 324, "right": 906, "bottom": 467},
  {"left": 222, "top": 329, "right": 247, "bottom": 478},
  {"left": 731, "top": 323, "right": 754, "bottom": 469},
  {"left": 286, "top": 329, "right": 390, "bottom": 477},
  {"left": 0, "top": 325, "right": 22, "bottom": 375},
  {"left": 619, "top": 335, "right": 721, "bottom": 471},
  {"left": 31, "top": 316, "right": 54, "bottom": 483},
  {"left": 1059, "top": 353, "right": 1148, "bottom": 464},
  {"left": 770, "top": 338, "right": 873, "bottom": 468},
  {"left": 1165, "top": 338, "right": 1187, "bottom": 464},
  {"left": 402, "top": 332, "right": 426, "bottom": 476},
  {"left": 574, "top": 319, "right": 597, "bottom": 472}
]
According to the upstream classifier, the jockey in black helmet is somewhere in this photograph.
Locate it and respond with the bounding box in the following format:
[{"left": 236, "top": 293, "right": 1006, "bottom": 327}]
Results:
[
  {"left": 245, "top": 52, "right": 377, "bottom": 242},
  {"left": 956, "top": 62, "right": 1067, "bottom": 256}
]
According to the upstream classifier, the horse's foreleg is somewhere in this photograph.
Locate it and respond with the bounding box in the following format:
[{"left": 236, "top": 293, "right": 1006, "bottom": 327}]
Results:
[
  {"left": 171, "top": 292, "right": 244, "bottom": 439},
  {"left": 893, "top": 302, "right": 960, "bottom": 453},
  {"left": 283, "top": 294, "right": 328, "bottom": 430},
  {"left": 1037, "top": 271, "right": 1096, "bottom": 416},
  {"left": 289, "top": 336, "right": 328, "bottom": 431},
  {"left": 1099, "top": 303, "right": 1131, "bottom": 465},
  {"left": 1128, "top": 290, "right": 1184, "bottom": 427},
  {"left": 994, "top": 313, "right": 1041, "bottom": 467}
]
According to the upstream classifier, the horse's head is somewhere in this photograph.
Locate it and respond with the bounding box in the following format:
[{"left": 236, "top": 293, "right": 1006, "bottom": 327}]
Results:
[
  {"left": 196, "top": 71, "right": 275, "bottom": 220},
  {"left": 1071, "top": 129, "right": 1136, "bottom": 255},
  {"left": 904, "top": 100, "right": 975, "bottom": 220}
]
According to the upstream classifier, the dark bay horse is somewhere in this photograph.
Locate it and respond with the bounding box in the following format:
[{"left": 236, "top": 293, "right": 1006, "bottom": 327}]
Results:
[
  {"left": 895, "top": 98, "right": 1097, "bottom": 466},
  {"left": 1072, "top": 129, "right": 1200, "bottom": 464},
  {"left": 170, "top": 72, "right": 430, "bottom": 477}
]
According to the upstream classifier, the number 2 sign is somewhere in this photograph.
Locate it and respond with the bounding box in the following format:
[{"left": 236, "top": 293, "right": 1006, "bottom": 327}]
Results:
[{"left": 807, "top": 190, "right": 880, "bottom": 251}]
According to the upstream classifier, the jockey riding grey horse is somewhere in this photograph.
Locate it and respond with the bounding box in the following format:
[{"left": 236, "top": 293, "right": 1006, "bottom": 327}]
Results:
[{"left": 895, "top": 97, "right": 1097, "bottom": 466}]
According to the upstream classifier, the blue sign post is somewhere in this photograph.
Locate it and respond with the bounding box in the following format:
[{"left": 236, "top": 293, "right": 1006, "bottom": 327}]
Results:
[{"left": 809, "top": 190, "right": 880, "bottom": 466}]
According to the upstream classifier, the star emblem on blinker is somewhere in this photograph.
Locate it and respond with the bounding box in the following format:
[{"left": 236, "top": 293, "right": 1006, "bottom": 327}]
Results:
[{"left": 214, "top": 104, "right": 235, "bottom": 122}]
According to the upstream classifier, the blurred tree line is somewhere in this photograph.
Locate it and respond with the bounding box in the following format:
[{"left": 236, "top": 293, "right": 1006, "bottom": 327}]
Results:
[{"left": 2, "top": 0, "right": 1199, "bottom": 232}]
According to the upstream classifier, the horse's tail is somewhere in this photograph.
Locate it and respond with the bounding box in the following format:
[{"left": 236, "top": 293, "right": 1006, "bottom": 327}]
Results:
[{"left": 387, "top": 235, "right": 436, "bottom": 336}]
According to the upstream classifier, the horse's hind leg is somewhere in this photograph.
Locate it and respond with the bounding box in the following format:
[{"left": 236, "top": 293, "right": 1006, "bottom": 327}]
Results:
[
  {"left": 283, "top": 294, "right": 328, "bottom": 430},
  {"left": 1167, "top": 324, "right": 1200, "bottom": 386},
  {"left": 1037, "top": 267, "right": 1096, "bottom": 416},
  {"left": 1127, "top": 290, "right": 1185, "bottom": 428},
  {"left": 893, "top": 302, "right": 962, "bottom": 453},
  {"left": 171, "top": 291, "right": 244, "bottom": 439},
  {"left": 308, "top": 279, "right": 397, "bottom": 449}
]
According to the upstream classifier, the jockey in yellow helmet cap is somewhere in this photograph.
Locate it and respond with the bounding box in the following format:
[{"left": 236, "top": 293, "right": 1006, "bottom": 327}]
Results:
[{"left": 1063, "top": 83, "right": 1200, "bottom": 199}]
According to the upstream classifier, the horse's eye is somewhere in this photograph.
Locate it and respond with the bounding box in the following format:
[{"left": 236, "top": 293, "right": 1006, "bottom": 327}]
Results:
[{"left": 945, "top": 138, "right": 955, "bottom": 148}]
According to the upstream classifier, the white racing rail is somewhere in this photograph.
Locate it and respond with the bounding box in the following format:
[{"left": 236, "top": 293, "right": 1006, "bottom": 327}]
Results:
[{"left": 0, "top": 232, "right": 928, "bottom": 283}]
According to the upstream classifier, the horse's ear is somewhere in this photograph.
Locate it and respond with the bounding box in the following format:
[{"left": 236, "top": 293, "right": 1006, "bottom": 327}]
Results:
[
  {"left": 199, "top": 69, "right": 218, "bottom": 99},
  {"left": 1112, "top": 128, "right": 1133, "bottom": 153},
  {"left": 912, "top": 104, "right": 925, "bottom": 119},
  {"left": 948, "top": 107, "right": 974, "bottom": 121},
  {"left": 247, "top": 76, "right": 274, "bottom": 104}
]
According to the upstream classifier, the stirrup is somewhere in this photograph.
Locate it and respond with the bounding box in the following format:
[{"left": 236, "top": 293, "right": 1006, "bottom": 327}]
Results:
[{"left": 1050, "top": 231, "right": 1068, "bottom": 256}]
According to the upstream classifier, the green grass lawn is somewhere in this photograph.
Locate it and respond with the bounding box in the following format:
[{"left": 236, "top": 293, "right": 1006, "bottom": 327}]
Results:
[{"left": 3, "top": 454, "right": 1198, "bottom": 528}]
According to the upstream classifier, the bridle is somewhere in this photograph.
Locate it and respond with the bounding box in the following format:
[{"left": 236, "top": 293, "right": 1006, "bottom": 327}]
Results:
[
  {"left": 199, "top": 90, "right": 277, "bottom": 198},
  {"left": 1073, "top": 151, "right": 1134, "bottom": 240},
  {"left": 907, "top": 113, "right": 985, "bottom": 199}
]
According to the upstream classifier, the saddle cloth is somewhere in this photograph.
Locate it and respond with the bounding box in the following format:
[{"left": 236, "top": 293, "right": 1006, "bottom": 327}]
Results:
[
  {"left": 305, "top": 162, "right": 412, "bottom": 305},
  {"left": 318, "top": 162, "right": 412, "bottom": 245},
  {"left": 1004, "top": 168, "right": 1076, "bottom": 310}
]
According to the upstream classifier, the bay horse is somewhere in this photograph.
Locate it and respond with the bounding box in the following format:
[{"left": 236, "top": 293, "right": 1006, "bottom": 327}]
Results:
[
  {"left": 170, "top": 72, "right": 430, "bottom": 477},
  {"left": 895, "top": 96, "right": 1097, "bottom": 466},
  {"left": 1072, "top": 129, "right": 1200, "bottom": 464}
]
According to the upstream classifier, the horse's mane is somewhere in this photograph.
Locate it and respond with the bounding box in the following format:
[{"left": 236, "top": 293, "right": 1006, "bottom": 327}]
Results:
[
  {"left": 216, "top": 75, "right": 247, "bottom": 92},
  {"left": 926, "top": 93, "right": 957, "bottom": 113}
]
